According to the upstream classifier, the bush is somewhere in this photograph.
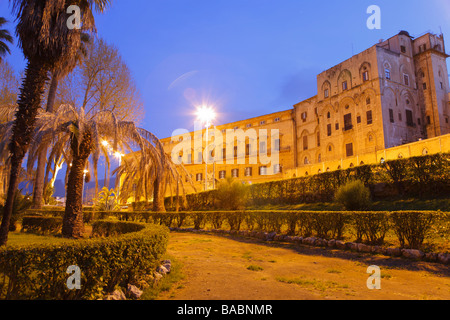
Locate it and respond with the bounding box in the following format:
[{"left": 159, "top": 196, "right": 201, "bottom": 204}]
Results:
[
  {"left": 0, "top": 190, "right": 32, "bottom": 231},
  {"left": 214, "top": 177, "right": 249, "bottom": 210},
  {"left": 21, "top": 216, "right": 63, "bottom": 234},
  {"left": 334, "top": 180, "right": 372, "bottom": 211},
  {"left": 351, "top": 212, "right": 390, "bottom": 245},
  {"left": 91, "top": 220, "right": 146, "bottom": 237},
  {"left": 0, "top": 223, "right": 169, "bottom": 300},
  {"left": 390, "top": 211, "right": 435, "bottom": 249}
]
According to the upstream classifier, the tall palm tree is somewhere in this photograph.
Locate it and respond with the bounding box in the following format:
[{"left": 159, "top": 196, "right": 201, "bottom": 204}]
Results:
[
  {"left": 31, "top": 32, "right": 91, "bottom": 209},
  {"left": 33, "top": 105, "right": 169, "bottom": 238},
  {"left": 0, "top": 17, "right": 13, "bottom": 61},
  {"left": 0, "top": 0, "right": 111, "bottom": 246}
]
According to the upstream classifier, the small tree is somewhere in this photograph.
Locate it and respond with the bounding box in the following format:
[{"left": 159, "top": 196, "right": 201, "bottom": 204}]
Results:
[
  {"left": 94, "top": 187, "right": 120, "bottom": 212},
  {"left": 335, "top": 180, "right": 371, "bottom": 211},
  {"left": 214, "top": 177, "right": 249, "bottom": 210}
]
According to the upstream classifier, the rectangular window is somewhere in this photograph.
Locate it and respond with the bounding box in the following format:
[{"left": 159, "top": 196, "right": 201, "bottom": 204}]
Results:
[
  {"left": 231, "top": 169, "right": 239, "bottom": 178},
  {"left": 367, "top": 110, "right": 373, "bottom": 125},
  {"left": 196, "top": 173, "right": 203, "bottom": 182},
  {"left": 385, "top": 68, "right": 391, "bottom": 80},
  {"left": 363, "top": 71, "right": 369, "bottom": 82},
  {"left": 344, "top": 113, "right": 352, "bottom": 131},
  {"left": 366, "top": 98, "right": 371, "bottom": 105},
  {"left": 324, "top": 89, "right": 329, "bottom": 98},
  {"left": 335, "top": 122, "right": 340, "bottom": 131},
  {"left": 245, "top": 167, "right": 252, "bottom": 177},
  {"left": 273, "top": 164, "right": 282, "bottom": 174},
  {"left": 406, "top": 110, "right": 414, "bottom": 127},
  {"left": 260, "top": 141, "right": 266, "bottom": 153},
  {"left": 423, "top": 82, "right": 427, "bottom": 90},
  {"left": 357, "top": 116, "right": 361, "bottom": 124},
  {"left": 389, "top": 109, "right": 395, "bottom": 123},
  {"left": 342, "top": 81, "right": 348, "bottom": 91},
  {"left": 401, "top": 45, "right": 406, "bottom": 53},
  {"left": 234, "top": 146, "right": 238, "bottom": 158},
  {"left": 427, "top": 115, "right": 431, "bottom": 125},
  {"left": 398, "top": 113, "right": 402, "bottom": 122},
  {"left": 301, "top": 112, "right": 307, "bottom": 122},
  {"left": 259, "top": 166, "right": 267, "bottom": 176},
  {"left": 198, "top": 151, "right": 203, "bottom": 163},
  {"left": 327, "top": 124, "right": 332, "bottom": 136},
  {"left": 274, "top": 139, "right": 280, "bottom": 152},
  {"left": 222, "top": 148, "right": 226, "bottom": 161},
  {"left": 303, "top": 135, "right": 308, "bottom": 150},
  {"left": 404, "top": 74, "right": 410, "bottom": 86},
  {"left": 346, "top": 143, "right": 354, "bottom": 157},
  {"left": 246, "top": 144, "right": 251, "bottom": 156},
  {"left": 317, "top": 132, "right": 320, "bottom": 147},
  {"left": 187, "top": 153, "right": 192, "bottom": 164},
  {"left": 440, "top": 82, "right": 444, "bottom": 90},
  {"left": 418, "top": 118, "right": 421, "bottom": 125},
  {"left": 219, "top": 170, "right": 226, "bottom": 179}
]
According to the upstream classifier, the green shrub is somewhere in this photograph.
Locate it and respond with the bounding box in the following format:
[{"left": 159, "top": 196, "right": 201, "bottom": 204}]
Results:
[
  {"left": 0, "top": 190, "right": 32, "bottom": 231},
  {"left": 351, "top": 212, "right": 390, "bottom": 245},
  {"left": 334, "top": 180, "right": 372, "bottom": 211},
  {"left": 91, "top": 220, "right": 146, "bottom": 237},
  {"left": 94, "top": 187, "right": 120, "bottom": 212},
  {"left": 0, "top": 223, "right": 169, "bottom": 300},
  {"left": 214, "top": 177, "right": 249, "bottom": 210},
  {"left": 21, "top": 216, "right": 63, "bottom": 234},
  {"left": 390, "top": 211, "right": 435, "bottom": 249}
]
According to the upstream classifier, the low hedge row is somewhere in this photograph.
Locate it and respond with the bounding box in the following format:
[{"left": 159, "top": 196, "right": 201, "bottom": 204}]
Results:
[
  {"left": 91, "top": 220, "right": 146, "bottom": 237},
  {"left": 0, "top": 222, "right": 169, "bottom": 300},
  {"left": 21, "top": 216, "right": 63, "bottom": 235},
  {"left": 102, "top": 210, "right": 448, "bottom": 250}
]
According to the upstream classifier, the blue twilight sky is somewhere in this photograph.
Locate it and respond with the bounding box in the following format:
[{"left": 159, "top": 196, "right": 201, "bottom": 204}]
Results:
[{"left": 1, "top": 0, "right": 450, "bottom": 141}]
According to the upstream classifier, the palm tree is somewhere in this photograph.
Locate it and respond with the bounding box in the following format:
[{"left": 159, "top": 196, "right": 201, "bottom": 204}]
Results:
[
  {"left": 0, "top": 17, "right": 13, "bottom": 61},
  {"left": 115, "top": 148, "right": 196, "bottom": 212},
  {"left": 33, "top": 105, "right": 169, "bottom": 238},
  {"left": 0, "top": 0, "right": 111, "bottom": 246},
  {"left": 31, "top": 32, "right": 91, "bottom": 209}
]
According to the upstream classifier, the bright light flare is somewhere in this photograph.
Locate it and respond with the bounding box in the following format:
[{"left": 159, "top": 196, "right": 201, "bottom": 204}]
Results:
[
  {"left": 196, "top": 105, "right": 216, "bottom": 125},
  {"left": 114, "top": 151, "right": 125, "bottom": 159}
]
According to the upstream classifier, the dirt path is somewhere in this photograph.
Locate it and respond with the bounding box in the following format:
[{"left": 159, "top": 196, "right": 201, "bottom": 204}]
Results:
[{"left": 157, "top": 231, "right": 450, "bottom": 300}]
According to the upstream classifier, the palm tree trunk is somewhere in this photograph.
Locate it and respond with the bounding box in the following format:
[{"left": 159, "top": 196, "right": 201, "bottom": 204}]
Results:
[
  {"left": 152, "top": 171, "right": 166, "bottom": 212},
  {"left": 0, "top": 60, "right": 49, "bottom": 246},
  {"left": 62, "top": 132, "right": 92, "bottom": 239},
  {"left": 32, "top": 71, "right": 59, "bottom": 209}
]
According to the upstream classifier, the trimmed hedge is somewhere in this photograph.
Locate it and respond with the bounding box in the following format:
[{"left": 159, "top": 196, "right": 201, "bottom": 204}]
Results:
[
  {"left": 91, "top": 220, "right": 146, "bottom": 237},
  {"left": 162, "top": 153, "right": 450, "bottom": 210},
  {"left": 21, "top": 216, "right": 63, "bottom": 235},
  {"left": 0, "top": 223, "right": 169, "bottom": 300},
  {"left": 100, "top": 210, "right": 448, "bottom": 251}
]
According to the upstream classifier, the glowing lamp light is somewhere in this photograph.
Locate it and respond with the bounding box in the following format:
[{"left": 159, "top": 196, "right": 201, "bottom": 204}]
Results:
[{"left": 196, "top": 105, "right": 216, "bottom": 126}]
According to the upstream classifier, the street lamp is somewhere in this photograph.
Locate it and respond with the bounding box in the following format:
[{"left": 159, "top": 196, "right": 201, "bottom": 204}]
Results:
[
  {"left": 196, "top": 105, "right": 216, "bottom": 191},
  {"left": 114, "top": 151, "right": 124, "bottom": 203},
  {"left": 82, "top": 169, "right": 88, "bottom": 205}
]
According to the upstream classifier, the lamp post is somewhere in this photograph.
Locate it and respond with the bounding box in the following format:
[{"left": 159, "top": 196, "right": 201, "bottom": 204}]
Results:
[
  {"left": 196, "top": 106, "right": 216, "bottom": 191},
  {"left": 82, "top": 169, "right": 88, "bottom": 205},
  {"left": 114, "top": 151, "right": 124, "bottom": 203}
]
